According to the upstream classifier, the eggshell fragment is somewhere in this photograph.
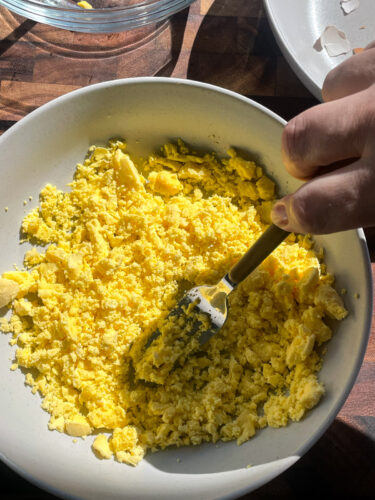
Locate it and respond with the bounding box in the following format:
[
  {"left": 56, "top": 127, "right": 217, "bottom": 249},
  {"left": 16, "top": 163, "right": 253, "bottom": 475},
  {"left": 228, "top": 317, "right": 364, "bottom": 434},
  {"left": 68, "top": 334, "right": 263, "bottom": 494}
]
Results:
[
  {"left": 340, "top": 0, "right": 360, "bottom": 15},
  {"left": 320, "top": 26, "right": 351, "bottom": 57}
]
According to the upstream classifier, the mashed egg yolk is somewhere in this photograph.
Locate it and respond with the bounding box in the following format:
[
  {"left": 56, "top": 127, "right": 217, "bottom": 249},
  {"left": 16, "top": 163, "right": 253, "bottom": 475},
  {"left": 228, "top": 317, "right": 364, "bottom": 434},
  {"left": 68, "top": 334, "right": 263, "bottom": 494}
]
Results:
[{"left": 0, "top": 139, "right": 347, "bottom": 465}]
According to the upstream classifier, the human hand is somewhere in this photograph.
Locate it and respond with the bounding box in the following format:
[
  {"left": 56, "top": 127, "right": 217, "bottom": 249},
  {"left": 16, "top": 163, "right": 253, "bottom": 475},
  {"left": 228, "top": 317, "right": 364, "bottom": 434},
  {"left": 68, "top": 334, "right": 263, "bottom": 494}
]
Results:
[{"left": 271, "top": 42, "right": 375, "bottom": 234}]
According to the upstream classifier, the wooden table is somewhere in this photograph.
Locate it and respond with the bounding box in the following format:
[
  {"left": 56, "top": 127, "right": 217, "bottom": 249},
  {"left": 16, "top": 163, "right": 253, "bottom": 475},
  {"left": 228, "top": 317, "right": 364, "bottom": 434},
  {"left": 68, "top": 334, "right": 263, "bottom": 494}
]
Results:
[{"left": 0, "top": 1, "right": 374, "bottom": 498}]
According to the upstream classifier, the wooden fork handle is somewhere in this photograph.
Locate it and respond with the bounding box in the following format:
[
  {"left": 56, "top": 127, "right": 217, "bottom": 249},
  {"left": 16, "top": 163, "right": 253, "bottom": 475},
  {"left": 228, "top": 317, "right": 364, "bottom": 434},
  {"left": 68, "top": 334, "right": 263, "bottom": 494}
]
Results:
[{"left": 228, "top": 224, "right": 289, "bottom": 285}]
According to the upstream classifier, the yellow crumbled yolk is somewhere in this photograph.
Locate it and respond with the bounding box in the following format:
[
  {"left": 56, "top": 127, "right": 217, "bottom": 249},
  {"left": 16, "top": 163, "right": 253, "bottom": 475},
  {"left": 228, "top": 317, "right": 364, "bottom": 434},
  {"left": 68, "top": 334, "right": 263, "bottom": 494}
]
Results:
[
  {"left": 110, "top": 426, "right": 145, "bottom": 465},
  {"left": 148, "top": 170, "right": 183, "bottom": 196},
  {"left": 132, "top": 298, "right": 210, "bottom": 384},
  {"left": 77, "top": 1, "right": 93, "bottom": 9},
  {"left": 0, "top": 139, "right": 347, "bottom": 465}
]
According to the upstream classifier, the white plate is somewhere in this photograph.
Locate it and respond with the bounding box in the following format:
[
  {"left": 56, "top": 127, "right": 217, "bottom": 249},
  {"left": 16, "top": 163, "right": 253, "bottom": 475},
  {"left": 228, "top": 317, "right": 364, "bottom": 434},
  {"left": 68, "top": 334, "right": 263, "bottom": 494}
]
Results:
[
  {"left": 264, "top": 0, "right": 375, "bottom": 100},
  {"left": 0, "top": 78, "right": 372, "bottom": 499}
]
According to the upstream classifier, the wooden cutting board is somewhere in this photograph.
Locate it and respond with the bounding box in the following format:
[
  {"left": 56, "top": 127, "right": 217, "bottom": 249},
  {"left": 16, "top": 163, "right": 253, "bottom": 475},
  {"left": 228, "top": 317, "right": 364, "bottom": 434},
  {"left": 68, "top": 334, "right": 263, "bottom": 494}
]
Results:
[{"left": 0, "top": 0, "right": 316, "bottom": 135}]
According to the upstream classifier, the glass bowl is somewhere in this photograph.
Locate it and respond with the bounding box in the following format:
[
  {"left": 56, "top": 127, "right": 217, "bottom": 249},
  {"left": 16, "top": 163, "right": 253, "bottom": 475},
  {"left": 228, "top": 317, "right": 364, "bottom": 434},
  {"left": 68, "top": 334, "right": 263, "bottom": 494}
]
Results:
[{"left": 0, "top": 0, "right": 194, "bottom": 32}]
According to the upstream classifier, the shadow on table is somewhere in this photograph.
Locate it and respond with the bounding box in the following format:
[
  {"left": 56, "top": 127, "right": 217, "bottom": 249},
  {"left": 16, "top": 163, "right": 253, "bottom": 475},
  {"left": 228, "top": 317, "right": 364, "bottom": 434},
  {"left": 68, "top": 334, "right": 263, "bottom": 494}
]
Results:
[
  {"left": 158, "top": 0, "right": 319, "bottom": 121},
  {"left": 364, "top": 228, "right": 375, "bottom": 261},
  {"left": 155, "top": 7, "right": 190, "bottom": 77},
  {"left": 0, "top": 18, "right": 36, "bottom": 57},
  {"left": 187, "top": 0, "right": 276, "bottom": 95}
]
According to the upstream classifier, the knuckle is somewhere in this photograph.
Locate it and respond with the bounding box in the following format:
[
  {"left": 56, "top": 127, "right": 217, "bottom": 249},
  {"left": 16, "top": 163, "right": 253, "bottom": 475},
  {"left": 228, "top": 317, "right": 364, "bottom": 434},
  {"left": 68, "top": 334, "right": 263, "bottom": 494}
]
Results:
[
  {"left": 357, "top": 86, "right": 375, "bottom": 148},
  {"left": 363, "top": 84, "right": 375, "bottom": 116},
  {"left": 322, "top": 61, "right": 354, "bottom": 102},
  {"left": 322, "top": 67, "right": 337, "bottom": 101},
  {"left": 291, "top": 192, "right": 327, "bottom": 235},
  {"left": 322, "top": 68, "right": 339, "bottom": 101},
  {"left": 283, "top": 115, "right": 309, "bottom": 166},
  {"left": 322, "top": 55, "right": 358, "bottom": 101}
]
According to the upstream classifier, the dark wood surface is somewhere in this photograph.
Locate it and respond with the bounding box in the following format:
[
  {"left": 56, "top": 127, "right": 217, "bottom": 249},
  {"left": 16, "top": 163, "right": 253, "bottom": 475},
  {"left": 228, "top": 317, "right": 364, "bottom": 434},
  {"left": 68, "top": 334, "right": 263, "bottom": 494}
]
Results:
[{"left": 0, "top": 1, "right": 374, "bottom": 499}]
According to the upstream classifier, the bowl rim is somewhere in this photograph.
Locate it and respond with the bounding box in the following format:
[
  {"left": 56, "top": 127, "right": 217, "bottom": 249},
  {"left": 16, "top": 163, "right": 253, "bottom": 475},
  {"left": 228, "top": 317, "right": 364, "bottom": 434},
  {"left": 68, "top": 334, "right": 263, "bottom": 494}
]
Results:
[
  {"left": 0, "top": 77, "right": 292, "bottom": 142},
  {"left": 0, "top": 76, "right": 373, "bottom": 499},
  {"left": 262, "top": 0, "right": 322, "bottom": 101},
  {"left": 0, "top": 0, "right": 178, "bottom": 13},
  {"left": 0, "top": 0, "right": 195, "bottom": 32}
]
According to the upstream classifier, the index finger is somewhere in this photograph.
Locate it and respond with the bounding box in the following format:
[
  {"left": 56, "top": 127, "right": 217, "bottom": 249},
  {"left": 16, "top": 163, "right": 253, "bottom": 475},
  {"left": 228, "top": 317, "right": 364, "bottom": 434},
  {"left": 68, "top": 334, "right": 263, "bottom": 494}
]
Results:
[{"left": 282, "top": 87, "right": 371, "bottom": 180}]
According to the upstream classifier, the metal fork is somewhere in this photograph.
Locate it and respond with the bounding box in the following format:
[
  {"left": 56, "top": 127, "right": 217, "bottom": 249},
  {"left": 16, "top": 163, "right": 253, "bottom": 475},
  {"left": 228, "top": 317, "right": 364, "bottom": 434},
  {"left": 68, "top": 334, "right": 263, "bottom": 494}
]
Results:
[{"left": 133, "top": 224, "right": 289, "bottom": 383}]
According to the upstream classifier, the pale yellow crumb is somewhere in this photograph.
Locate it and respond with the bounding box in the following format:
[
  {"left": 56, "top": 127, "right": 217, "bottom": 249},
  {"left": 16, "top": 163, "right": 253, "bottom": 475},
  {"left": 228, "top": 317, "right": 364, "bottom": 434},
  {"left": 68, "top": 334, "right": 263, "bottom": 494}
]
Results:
[
  {"left": 10, "top": 363, "right": 18, "bottom": 371},
  {"left": 341, "top": 288, "right": 347, "bottom": 295},
  {"left": 0, "top": 278, "right": 20, "bottom": 308},
  {"left": 4, "top": 207, "right": 8, "bottom": 212},
  {"left": 48, "top": 416, "right": 64, "bottom": 432},
  {"left": 92, "top": 434, "right": 112, "bottom": 459},
  {"left": 65, "top": 415, "right": 91, "bottom": 437},
  {"left": 73, "top": 439, "right": 78, "bottom": 443},
  {"left": 23, "top": 200, "right": 27, "bottom": 206},
  {"left": 354, "top": 292, "right": 360, "bottom": 299},
  {"left": 29, "top": 196, "right": 33, "bottom": 201},
  {"left": 246, "top": 464, "right": 252, "bottom": 469},
  {"left": 176, "top": 458, "right": 181, "bottom": 463}
]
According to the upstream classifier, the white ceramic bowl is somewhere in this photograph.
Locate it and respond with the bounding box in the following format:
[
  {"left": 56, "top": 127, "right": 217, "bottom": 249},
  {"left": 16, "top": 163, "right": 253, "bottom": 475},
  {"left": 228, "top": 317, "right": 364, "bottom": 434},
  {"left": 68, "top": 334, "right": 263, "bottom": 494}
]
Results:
[
  {"left": 0, "top": 78, "right": 372, "bottom": 500},
  {"left": 264, "top": 0, "right": 375, "bottom": 101}
]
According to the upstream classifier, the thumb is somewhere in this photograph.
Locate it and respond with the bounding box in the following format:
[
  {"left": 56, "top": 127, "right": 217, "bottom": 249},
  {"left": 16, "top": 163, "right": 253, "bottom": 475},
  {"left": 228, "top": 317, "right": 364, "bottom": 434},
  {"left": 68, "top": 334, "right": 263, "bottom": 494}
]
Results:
[{"left": 271, "top": 159, "right": 375, "bottom": 234}]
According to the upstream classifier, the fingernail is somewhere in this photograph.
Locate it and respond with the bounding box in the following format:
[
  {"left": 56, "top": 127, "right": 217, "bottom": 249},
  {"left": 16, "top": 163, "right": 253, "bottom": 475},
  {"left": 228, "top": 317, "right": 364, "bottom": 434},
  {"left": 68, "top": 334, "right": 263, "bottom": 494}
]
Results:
[{"left": 271, "top": 203, "right": 288, "bottom": 227}]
